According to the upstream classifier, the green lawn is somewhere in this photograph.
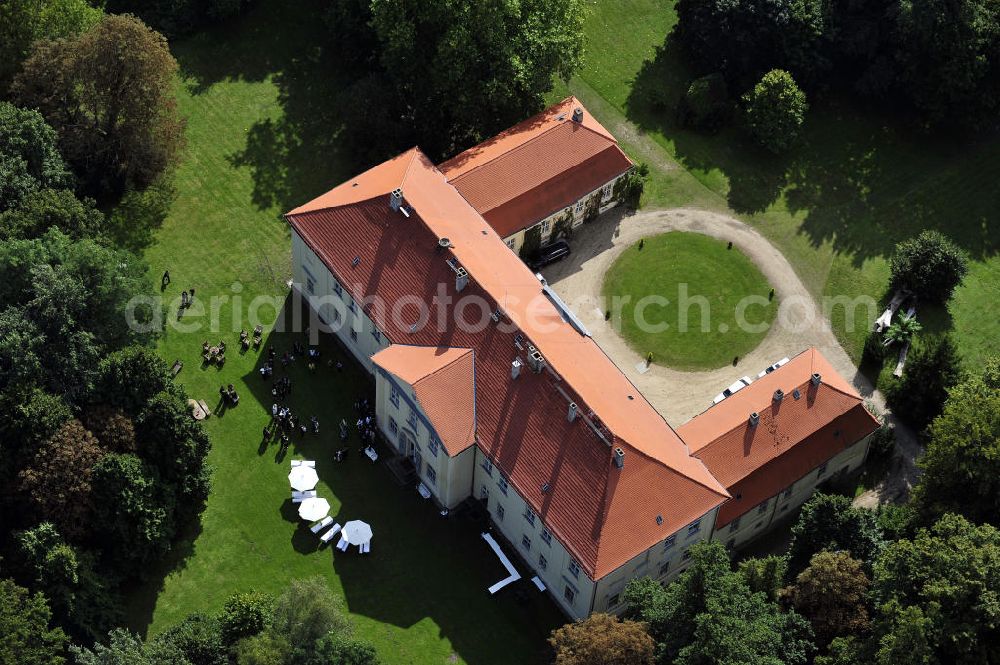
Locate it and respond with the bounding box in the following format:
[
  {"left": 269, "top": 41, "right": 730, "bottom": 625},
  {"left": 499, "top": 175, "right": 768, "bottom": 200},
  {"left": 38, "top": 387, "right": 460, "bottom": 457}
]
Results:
[
  {"left": 558, "top": 0, "right": 999, "bottom": 368},
  {"left": 603, "top": 232, "right": 777, "bottom": 370},
  {"left": 126, "top": 2, "right": 563, "bottom": 663}
]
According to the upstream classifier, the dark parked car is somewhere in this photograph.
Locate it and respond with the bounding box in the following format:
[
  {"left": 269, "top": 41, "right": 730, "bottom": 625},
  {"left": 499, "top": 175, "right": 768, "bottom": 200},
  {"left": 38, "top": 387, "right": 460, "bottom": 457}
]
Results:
[{"left": 528, "top": 240, "right": 570, "bottom": 271}]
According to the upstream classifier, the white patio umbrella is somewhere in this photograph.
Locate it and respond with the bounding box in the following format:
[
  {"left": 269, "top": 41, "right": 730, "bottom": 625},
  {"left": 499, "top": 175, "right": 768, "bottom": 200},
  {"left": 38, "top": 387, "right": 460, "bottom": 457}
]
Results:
[
  {"left": 342, "top": 520, "right": 373, "bottom": 546},
  {"left": 298, "top": 497, "right": 330, "bottom": 522},
  {"left": 288, "top": 466, "right": 319, "bottom": 492}
]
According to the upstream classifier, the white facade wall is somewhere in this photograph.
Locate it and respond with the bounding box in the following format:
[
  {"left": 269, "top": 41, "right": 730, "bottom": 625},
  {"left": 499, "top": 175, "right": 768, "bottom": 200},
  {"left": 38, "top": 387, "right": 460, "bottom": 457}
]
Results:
[
  {"left": 291, "top": 230, "right": 389, "bottom": 373},
  {"left": 471, "top": 446, "right": 720, "bottom": 619},
  {"left": 592, "top": 505, "right": 720, "bottom": 614},
  {"left": 710, "top": 433, "right": 873, "bottom": 550},
  {"left": 503, "top": 174, "right": 626, "bottom": 255},
  {"left": 371, "top": 368, "right": 474, "bottom": 509}
]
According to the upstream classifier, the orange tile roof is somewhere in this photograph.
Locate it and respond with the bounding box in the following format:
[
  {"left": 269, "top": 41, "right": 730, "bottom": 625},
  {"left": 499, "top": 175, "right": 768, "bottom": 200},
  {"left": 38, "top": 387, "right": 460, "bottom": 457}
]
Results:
[
  {"left": 439, "top": 97, "right": 632, "bottom": 238},
  {"left": 371, "top": 345, "right": 476, "bottom": 457},
  {"left": 678, "top": 349, "right": 880, "bottom": 527},
  {"left": 287, "top": 148, "right": 727, "bottom": 579}
]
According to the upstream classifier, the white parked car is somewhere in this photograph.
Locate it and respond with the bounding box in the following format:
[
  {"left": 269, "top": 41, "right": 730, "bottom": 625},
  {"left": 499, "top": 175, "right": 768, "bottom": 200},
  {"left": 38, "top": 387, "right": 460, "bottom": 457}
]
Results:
[
  {"left": 757, "top": 357, "right": 790, "bottom": 378},
  {"left": 713, "top": 376, "right": 753, "bottom": 404}
]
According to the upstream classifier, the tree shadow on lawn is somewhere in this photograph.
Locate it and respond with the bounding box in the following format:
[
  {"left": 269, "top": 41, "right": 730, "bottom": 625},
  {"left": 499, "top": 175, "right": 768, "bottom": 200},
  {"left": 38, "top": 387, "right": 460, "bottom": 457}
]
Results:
[
  {"left": 238, "top": 297, "right": 564, "bottom": 664},
  {"left": 625, "top": 31, "right": 1000, "bottom": 266},
  {"left": 171, "top": 0, "right": 364, "bottom": 215}
]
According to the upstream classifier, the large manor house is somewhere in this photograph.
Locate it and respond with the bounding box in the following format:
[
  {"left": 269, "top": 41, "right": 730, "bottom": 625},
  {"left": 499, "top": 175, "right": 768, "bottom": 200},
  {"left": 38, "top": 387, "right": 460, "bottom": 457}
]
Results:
[{"left": 285, "top": 97, "right": 880, "bottom": 619}]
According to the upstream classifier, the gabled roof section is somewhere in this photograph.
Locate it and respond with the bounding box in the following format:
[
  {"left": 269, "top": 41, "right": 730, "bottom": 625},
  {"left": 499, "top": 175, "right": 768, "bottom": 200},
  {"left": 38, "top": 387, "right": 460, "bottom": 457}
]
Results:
[
  {"left": 439, "top": 97, "right": 633, "bottom": 237},
  {"left": 439, "top": 97, "right": 616, "bottom": 179},
  {"left": 288, "top": 148, "right": 420, "bottom": 216},
  {"left": 372, "top": 345, "right": 476, "bottom": 456},
  {"left": 285, "top": 148, "right": 727, "bottom": 579},
  {"left": 678, "top": 348, "right": 880, "bottom": 527}
]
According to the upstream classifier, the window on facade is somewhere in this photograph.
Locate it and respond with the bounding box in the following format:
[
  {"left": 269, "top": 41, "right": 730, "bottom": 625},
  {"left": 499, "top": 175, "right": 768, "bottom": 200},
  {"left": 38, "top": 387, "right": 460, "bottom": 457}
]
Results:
[
  {"left": 350, "top": 330, "right": 357, "bottom": 341},
  {"left": 564, "top": 586, "right": 576, "bottom": 604},
  {"left": 306, "top": 277, "right": 315, "bottom": 294},
  {"left": 681, "top": 549, "right": 692, "bottom": 562},
  {"left": 568, "top": 559, "right": 580, "bottom": 579},
  {"left": 663, "top": 535, "right": 676, "bottom": 551},
  {"left": 601, "top": 183, "right": 613, "bottom": 201},
  {"left": 348, "top": 298, "right": 357, "bottom": 314},
  {"left": 496, "top": 504, "right": 505, "bottom": 521},
  {"left": 817, "top": 462, "right": 829, "bottom": 478},
  {"left": 407, "top": 408, "right": 418, "bottom": 429},
  {"left": 659, "top": 561, "right": 670, "bottom": 576},
  {"left": 521, "top": 535, "right": 531, "bottom": 551},
  {"left": 727, "top": 538, "right": 736, "bottom": 550},
  {"left": 541, "top": 529, "right": 552, "bottom": 546},
  {"left": 371, "top": 329, "right": 381, "bottom": 343},
  {"left": 497, "top": 476, "right": 508, "bottom": 495},
  {"left": 608, "top": 593, "right": 620, "bottom": 608},
  {"left": 425, "top": 464, "right": 436, "bottom": 486},
  {"left": 480, "top": 485, "right": 489, "bottom": 501},
  {"left": 729, "top": 517, "right": 741, "bottom": 532},
  {"left": 389, "top": 418, "right": 398, "bottom": 436},
  {"left": 481, "top": 457, "right": 493, "bottom": 476},
  {"left": 541, "top": 220, "right": 551, "bottom": 234},
  {"left": 574, "top": 200, "right": 585, "bottom": 214},
  {"left": 389, "top": 386, "right": 399, "bottom": 409},
  {"left": 427, "top": 436, "right": 439, "bottom": 457},
  {"left": 783, "top": 484, "right": 794, "bottom": 499},
  {"left": 505, "top": 238, "right": 516, "bottom": 250},
  {"left": 687, "top": 519, "right": 701, "bottom": 537},
  {"left": 333, "top": 281, "right": 343, "bottom": 297},
  {"left": 757, "top": 500, "right": 769, "bottom": 515},
  {"left": 539, "top": 554, "right": 548, "bottom": 570},
  {"left": 523, "top": 508, "right": 536, "bottom": 526}
]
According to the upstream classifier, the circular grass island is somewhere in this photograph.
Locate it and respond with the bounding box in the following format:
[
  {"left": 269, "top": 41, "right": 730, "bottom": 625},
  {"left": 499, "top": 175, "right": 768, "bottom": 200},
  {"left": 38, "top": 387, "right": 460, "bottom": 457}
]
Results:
[{"left": 602, "top": 231, "right": 778, "bottom": 371}]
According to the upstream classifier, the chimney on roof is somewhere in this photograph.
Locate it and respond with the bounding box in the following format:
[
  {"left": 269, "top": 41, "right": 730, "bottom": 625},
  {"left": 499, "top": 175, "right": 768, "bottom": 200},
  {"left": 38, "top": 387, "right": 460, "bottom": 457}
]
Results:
[
  {"left": 511, "top": 358, "right": 522, "bottom": 380},
  {"left": 454, "top": 266, "right": 469, "bottom": 292},
  {"left": 389, "top": 188, "right": 403, "bottom": 211},
  {"left": 613, "top": 447, "right": 625, "bottom": 469},
  {"left": 773, "top": 389, "right": 784, "bottom": 403},
  {"left": 527, "top": 349, "right": 545, "bottom": 373},
  {"left": 567, "top": 402, "right": 578, "bottom": 422},
  {"left": 749, "top": 412, "right": 760, "bottom": 427},
  {"left": 811, "top": 372, "right": 822, "bottom": 387},
  {"left": 572, "top": 107, "right": 584, "bottom": 123}
]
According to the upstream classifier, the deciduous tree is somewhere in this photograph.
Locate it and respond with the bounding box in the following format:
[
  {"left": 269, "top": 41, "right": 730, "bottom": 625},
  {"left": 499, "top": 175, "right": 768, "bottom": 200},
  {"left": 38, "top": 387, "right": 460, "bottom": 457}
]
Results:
[
  {"left": 338, "top": 0, "right": 585, "bottom": 160},
  {"left": 889, "top": 230, "right": 969, "bottom": 303},
  {"left": 0, "top": 578, "right": 67, "bottom": 665},
  {"left": 90, "top": 453, "right": 172, "bottom": 577},
  {"left": 742, "top": 69, "right": 808, "bottom": 153},
  {"left": 549, "top": 612, "right": 654, "bottom": 665},
  {"left": 18, "top": 419, "right": 104, "bottom": 539},
  {"left": 912, "top": 357, "right": 1000, "bottom": 525},
  {"left": 219, "top": 591, "right": 274, "bottom": 647},
  {"left": 788, "top": 493, "right": 884, "bottom": 574},
  {"left": 871, "top": 514, "right": 1000, "bottom": 664},
  {"left": 13, "top": 14, "right": 185, "bottom": 198},
  {"left": 783, "top": 551, "right": 871, "bottom": 647},
  {"left": 0, "top": 0, "right": 101, "bottom": 88},
  {"left": 0, "top": 188, "right": 105, "bottom": 241},
  {"left": 884, "top": 334, "right": 961, "bottom": 430},
  {"left": 624, "top": 541, "right": 815, "bottom": 665},
  {"left": 0, "top": 103, "right": 72, "bottom": 212}
]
